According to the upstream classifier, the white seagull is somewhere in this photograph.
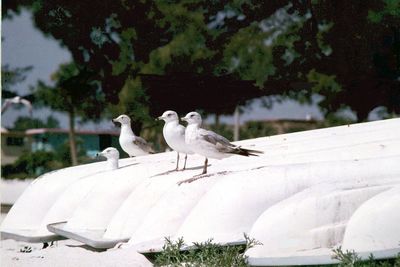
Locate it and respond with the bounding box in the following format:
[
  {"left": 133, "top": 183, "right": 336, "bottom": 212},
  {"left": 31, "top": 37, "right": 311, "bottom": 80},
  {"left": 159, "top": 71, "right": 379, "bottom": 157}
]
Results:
[
  {"left": 96, "top": 147, "right": 120, "bottom": 170},
  {"left": 157, "top": 110, "right": 194, "bottom": 170},
  {"left": 112, "top": 114, "right": 154, "bottom": 157},
  {"left": 182, "top": 111, "right": 263, "bottom": 175},
  {"left": 1, "top": 96, "right": 32, "bottom": 115}
]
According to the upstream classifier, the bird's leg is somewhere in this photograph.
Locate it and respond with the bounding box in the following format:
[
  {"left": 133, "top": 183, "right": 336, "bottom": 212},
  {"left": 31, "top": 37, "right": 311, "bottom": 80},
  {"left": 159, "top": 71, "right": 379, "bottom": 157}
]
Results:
[
  {"left": 182, "top": 154, "right": 188, "bottom": 170},
  {"left": 201, "top": 158, "right": 208, "bottom": 175},
  {"left": 177, "top": 158, "right": 209, "bottom": 185},
  {"left": 175, "top": 152, "right": 180, "bottom": 171}
]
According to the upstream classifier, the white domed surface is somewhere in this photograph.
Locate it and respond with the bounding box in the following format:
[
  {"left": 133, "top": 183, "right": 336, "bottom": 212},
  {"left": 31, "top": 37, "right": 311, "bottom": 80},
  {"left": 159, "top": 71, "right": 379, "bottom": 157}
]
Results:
[
  {"left": 2, "top": 118, "right": 399, "bottom": 266},
  {"left": 342, "top": 185, "right": 400, "bottom": 252}
]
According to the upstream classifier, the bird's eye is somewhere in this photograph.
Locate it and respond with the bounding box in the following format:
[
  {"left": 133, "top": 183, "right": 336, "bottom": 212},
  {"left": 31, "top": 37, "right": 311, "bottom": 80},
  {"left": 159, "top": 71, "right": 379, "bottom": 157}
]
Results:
[
  {"left": 168, "top": 113, "right": 172, "bottom": 117},
  {"left": 190, "top": 114, "right": 194, "bottom": 117}
]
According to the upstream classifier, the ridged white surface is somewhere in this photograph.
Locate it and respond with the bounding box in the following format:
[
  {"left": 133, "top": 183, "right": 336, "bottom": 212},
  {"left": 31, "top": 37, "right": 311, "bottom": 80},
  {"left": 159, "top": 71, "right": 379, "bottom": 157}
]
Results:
[{"left": 2, "top": 118, "right": 399, "bottom": 266}]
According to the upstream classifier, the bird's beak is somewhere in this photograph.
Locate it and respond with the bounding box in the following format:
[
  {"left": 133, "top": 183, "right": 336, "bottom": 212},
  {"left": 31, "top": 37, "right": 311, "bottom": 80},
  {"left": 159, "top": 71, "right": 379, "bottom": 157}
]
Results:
[
  {"left": 96, "top": 152, "right": 101, "bottom": 157},
  {"left": 156, "top": 116, "right": 164, "bottom": 121},
  {"left": 181, "top": 117, "right": 187, "bottom": 121},
  {"left": 112, "top": 118, "right": 119, "bottom": 126}
]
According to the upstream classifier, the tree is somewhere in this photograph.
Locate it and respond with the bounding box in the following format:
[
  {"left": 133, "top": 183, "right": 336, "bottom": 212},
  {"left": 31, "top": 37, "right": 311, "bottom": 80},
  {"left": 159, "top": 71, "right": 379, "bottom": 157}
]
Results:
[
  {"left": 12, "top": 115, "right": 60, "bottom": 131},
  {"left": 35, "top": 62, "right": 106, "bottom": 165},
  {"left": 1, "top": 64, "right": 33, "bottom": 92},
  {"left": 3, "top": 1, "right": 399, "bottom": 122}
]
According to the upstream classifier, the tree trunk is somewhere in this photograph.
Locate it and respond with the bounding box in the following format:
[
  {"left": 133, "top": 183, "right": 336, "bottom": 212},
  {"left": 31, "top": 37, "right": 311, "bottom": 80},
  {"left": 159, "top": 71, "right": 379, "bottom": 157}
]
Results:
[
  {"left": 233, "top": 106, "right": 240, "bottom": 141},
  {"left": 215, "top": 114, "right": 220, "bottom": 127},
  {"left": 68, "top": 108, "right": 78, "bottom": 166}
]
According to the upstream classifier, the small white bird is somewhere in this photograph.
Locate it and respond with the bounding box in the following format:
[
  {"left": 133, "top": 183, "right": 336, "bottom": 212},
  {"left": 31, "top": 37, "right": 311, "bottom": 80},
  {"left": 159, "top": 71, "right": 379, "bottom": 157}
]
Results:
[
  {"left": 182, "top": 111, "right": 263, "bottom": 175},
  {"left": 112, "top": 114, "right": 154, "bottom": 157},
  {"left": 1, "top": 96, "right": 32, "bottom": 115},
  {"left": 157, "top": 110, "right": 194, "bottom": 170},
  {"left": 96, "top": 147, "right": 120, "bottom": 170}
]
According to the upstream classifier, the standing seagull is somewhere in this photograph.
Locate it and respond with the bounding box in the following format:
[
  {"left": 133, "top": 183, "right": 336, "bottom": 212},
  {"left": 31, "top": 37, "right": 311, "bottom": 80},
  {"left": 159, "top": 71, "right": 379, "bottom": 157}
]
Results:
[
  {"left": 112, "top": 114, "right": 154, "bottom": 157},
  {"left": 182, "top": 111, "right": 263, "bottom": 175},
  {"left": 96, "top": 147, "right": 120, "bottom": 170},
  {"left": 1, "top": 96, "right": 32, "bottom": 115},
  {"left": 157, "top": 110, "right": 194, "bottom": 170}
]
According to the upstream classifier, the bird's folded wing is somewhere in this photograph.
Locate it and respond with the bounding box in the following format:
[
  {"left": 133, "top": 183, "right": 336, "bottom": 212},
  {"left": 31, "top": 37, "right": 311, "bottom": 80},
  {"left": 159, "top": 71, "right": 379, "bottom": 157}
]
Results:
[
  {"left": 199, "top": 129, "right": 233, "bottom": 147},
  {"left": 133, "top": 136, "right": 154, "bottom": 153}
]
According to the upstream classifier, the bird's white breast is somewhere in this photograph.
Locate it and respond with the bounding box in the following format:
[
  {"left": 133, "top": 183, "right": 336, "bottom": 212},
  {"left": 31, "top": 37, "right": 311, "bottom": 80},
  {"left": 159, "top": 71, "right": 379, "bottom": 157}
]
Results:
[
  {"left": 119, "top": 126, "right": 149, "bottom": 156},
  {"left": 163, "top": 122, "right": 193, "bottom": 154}
]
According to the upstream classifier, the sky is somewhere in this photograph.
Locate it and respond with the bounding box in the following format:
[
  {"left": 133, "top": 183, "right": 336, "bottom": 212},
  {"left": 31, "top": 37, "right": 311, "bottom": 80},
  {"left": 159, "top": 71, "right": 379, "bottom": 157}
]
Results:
[{"left": 1, "top": 9, "right": 334, "bottom": 131}]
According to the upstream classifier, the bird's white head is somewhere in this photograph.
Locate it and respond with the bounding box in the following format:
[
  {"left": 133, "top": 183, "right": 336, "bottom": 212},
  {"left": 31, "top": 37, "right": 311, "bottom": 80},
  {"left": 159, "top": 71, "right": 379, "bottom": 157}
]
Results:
[
  {"left": 157, "top": 110, "right": 179, "bottom": 123},
  {"left": 97, "top": 147, "right": 119, "bottom": 160},
  {"left": 182, "top": 111, "right": 202, "bottom": 125},
  {"left": 96, "top": 147, "right": 119, "bottom": 170},
  {"left": 112, "top": 114, "right": 131, "bottom": 125}
]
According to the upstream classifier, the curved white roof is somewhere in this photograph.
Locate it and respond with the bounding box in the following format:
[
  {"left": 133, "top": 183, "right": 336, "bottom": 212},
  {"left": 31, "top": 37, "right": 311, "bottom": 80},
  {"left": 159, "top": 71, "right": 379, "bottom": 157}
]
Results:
[{"left": 1, "top": 118, "right": 399, "bottom": 265}]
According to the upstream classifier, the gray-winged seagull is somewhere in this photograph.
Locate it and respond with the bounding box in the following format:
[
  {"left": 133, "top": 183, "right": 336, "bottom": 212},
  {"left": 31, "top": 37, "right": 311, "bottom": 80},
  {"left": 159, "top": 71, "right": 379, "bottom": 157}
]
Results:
[
  {"left": 182, "top": 111, "right": 263, "bottom": 175},
  {"left": 1, "top": 96, "right": 32, "bottom": 115},
  {"left": 113, "top": 114, "right": 154, "bottom": 157}
]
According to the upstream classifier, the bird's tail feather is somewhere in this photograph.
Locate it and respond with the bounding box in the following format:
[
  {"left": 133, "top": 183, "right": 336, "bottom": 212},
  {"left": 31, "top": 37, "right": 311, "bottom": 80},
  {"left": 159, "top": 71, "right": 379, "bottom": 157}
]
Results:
[{"left": 232, "top": 146, "right": 264, "bottom": 157}]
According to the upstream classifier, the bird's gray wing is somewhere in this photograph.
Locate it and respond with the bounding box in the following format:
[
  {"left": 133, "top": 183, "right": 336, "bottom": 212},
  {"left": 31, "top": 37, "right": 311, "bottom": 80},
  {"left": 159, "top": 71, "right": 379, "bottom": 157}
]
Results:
[
  {"left": 199, "top": 129, "right": 234, "bottom": 150},
  {"left": 133, "top": 136, "right": 155, "bottom": 153},
  {"left": 1, "top": 99, "right": 12, "bottom": 113},
  {"left": 20, "top": 98, "right": 33, "bottom": 115}
]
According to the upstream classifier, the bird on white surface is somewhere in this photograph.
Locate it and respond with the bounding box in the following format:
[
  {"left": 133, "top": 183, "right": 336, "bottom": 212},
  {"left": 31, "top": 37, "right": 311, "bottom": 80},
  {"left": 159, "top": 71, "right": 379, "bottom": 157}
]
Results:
[
  {"left": 112, "top": 114, "right": 154, "bottom": 157},
  {"left": 157, "top": 110, "right": 194, "bottom": 170},
  {"left": 1, "top": 96, "right": 32, "bottom": 115},
  {"left": 96, "top": 147, "right": 120, "bottom": 170},
  {"left": 182, "top": 111, "right": 263, "bottom": 175}
]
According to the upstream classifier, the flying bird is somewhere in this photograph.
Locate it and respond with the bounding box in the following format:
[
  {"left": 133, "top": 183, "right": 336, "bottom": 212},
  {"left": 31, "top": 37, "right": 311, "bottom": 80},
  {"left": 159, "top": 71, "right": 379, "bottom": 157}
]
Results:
[
  {"left": 157, "top": 110, "right": 194, "bottom": 170},
  {"left": 182, "top": 111, "right": 263, "bottom": 175},
  {"left": 112, "top": 114, "right": 154, "bottom": 157},
  {"left": 96, "top": 147, "right": 120, "bottom": 170},
  {"left": 1, "top": 96, "right": 32, "bottom": 115}
]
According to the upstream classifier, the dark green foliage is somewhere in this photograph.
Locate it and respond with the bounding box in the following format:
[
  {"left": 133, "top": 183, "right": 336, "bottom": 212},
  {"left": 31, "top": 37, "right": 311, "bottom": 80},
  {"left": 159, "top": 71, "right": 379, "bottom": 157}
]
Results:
[
  {"left": 12, "top": 116, "right": 60, "bottom": 131},
  {"left": 241, "top": 121, "right": 277, "bottom": 139},
  {"left": 1, "top": 64, "right": 32, "bottom": 92},
  {"left": 1, "top": 151, "right": 62, "bottom": 179},
  {"left": 153, "top": 234, "right": 261, "bottom": 267},
  {"left": 1, "top": 139, "right": 93, "bottom": 179},
  {"left": 53, "top": 138, "right": 91, "bottom": 164},
  {"left": 35, "top": 62, "right": 106, "bottom": 121},
  {"left": 321, "top": 113, "right": 355, "bottom": 127},
  {"left": 3, "top": 1, "right": 399, "bottom": 122}
]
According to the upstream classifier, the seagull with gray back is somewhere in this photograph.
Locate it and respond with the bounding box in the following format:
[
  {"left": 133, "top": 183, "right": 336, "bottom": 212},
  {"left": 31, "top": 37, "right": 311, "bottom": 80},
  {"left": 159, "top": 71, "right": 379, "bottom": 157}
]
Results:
[
  {"left": 157, "top": 110, "right": 194, "bottom": 170},
  {"left": 96, "top": 147, "right": 120, "bottom": 170},
  {"left": 1, "top": 96, "right": 32, "bottom": 115},
  {"left": 112, "top": 114, "right": 154, "bottom": 157},
  {"left": 182, "top": 111, "right": 263, "bottom": 177}
]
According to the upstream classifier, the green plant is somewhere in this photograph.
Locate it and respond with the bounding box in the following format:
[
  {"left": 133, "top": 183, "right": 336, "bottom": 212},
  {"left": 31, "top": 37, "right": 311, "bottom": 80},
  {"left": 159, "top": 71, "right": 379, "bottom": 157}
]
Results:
[
  {"left": 332, "top": 246, "right": 400, "bottom": 267},
  {"left": 153, "top": 234, "right": 261, "bottom": 267}
]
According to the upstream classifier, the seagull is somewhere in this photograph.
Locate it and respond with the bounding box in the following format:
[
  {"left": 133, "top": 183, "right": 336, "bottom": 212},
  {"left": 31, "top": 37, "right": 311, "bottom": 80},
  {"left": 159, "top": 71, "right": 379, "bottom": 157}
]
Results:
[
  {"left": 157, "top": 110, "right": 194, "bottom": 170},
  {"left": 182, "top": 111, "right": 263, "bottom": 175},
  {"left": 112, "top": 114, "right": 154, "bottom": 157},
  {"left": 1, "top": 96, "right": 32, "bottom": 115},
  {"left": 96, "top": 147, "right": 120, "bottom": 170}
]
